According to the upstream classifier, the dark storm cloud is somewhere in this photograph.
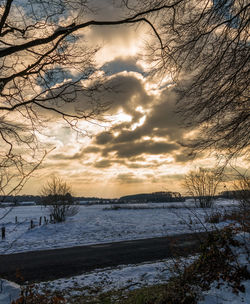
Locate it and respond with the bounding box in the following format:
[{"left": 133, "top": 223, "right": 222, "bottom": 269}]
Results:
[
  {"left": 101, "top": 87, "right": 187, "bottom": 146},
  {"left": 101, "top": 57, "right": 144, "bottom": 75},
  {"left": 113, "top": 129, "right": 142, "bottom": 143},
  {"left": 48, "top": 69, "right": 195, "bottom": 168},
  {"left": 41, "top": 69, "right": 150, "bottom": 122},
  {"left": 174, "top": 149, "right": 203, "bottom": 163},
  {"left": 94, "top": 159, "right": 112, "bottom": 168},
  {"left": 103, "top": 73, "right": 152, "bottom": 115},
  {"left": 95, "top": 132, "right": 113, "bottom": 145},
  {"left": 143, "top": 90, "right": 187, "bottom": 142},
  {"left": 85, "top": 74, "right": 195, "bottom": 165},
  {"left": 103, "top": 140, "right": 179, "bottom": 158}
]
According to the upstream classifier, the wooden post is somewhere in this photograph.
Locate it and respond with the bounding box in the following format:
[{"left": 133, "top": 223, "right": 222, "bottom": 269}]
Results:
[
  {"left": 15, "top": 216, "right": 18, "bottom": 224},
  {"left": 30, "top": 220, "right": 34, "bottom": 229},
  {"left": 39, "top": 216, "right": 42, "bottom": 226},
  {"left": 1, "top": 227, "right": 5, "bottom": 240}
]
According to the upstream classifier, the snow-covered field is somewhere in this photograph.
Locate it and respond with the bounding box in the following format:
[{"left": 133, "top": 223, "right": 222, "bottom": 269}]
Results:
[{"left": 0, "top": 199, "right": 238, "bottom": 254}]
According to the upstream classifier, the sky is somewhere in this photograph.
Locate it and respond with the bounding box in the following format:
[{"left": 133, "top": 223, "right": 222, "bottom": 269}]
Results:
[{"left": 4, "top": 0, "right": 248, "bottom": 198}]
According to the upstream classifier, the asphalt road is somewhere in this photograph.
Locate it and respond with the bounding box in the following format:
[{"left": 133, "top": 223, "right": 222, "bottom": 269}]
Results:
[{"left": 0, "top": 232, "right": 207, "bottom": 284}]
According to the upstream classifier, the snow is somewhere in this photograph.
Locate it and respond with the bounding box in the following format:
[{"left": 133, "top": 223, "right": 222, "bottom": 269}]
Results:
[
  {"left": 0, "top": 199, "right": 239, "bottom": 254},
  {"left": 198, "top": 280, "right": 250, "bottom": 304},
  {"left": 36, "top": 256, "right": 197, "bottom": 299},
  {"left": 0, "top": 279, "right": 20, "bottom": 304},
  {"left": 198, "top": 232, "right": 250, "bottom": 304}
]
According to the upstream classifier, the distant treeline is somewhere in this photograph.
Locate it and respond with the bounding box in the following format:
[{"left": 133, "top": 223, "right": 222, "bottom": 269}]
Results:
[
  {"left": 0, "top": 195, "right": 104, "bottom": 204},
  {"left": 219, "top": 190, "right": 250, "bottom": 199},
  {"left": 120, "top": 191, "right": 185, "bottom": 203},
  {"left": 1, "top": 190, "right": 248, "bottom": 206}
]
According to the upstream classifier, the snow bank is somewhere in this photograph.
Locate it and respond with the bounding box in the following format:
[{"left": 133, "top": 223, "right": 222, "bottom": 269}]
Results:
[{"left": 0, "top": 279, "right": 20, "bottom": 304}]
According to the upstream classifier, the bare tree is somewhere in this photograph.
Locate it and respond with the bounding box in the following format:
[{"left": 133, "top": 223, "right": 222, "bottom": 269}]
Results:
[
  {"left": 122, "top": 0, "right": 249, "bottom": 156},
  {"left": 184, "top": 168, "right": 222, "bottom": 208},
  {"left": 41, "top": 176, "right": 79, "bottom": 223},
  {"left": 0, "top": 0, "right": 169, "bottom": 198}
]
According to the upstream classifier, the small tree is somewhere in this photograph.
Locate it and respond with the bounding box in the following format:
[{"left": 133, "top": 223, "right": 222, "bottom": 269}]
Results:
[
  {"left": 41, "top": 176, "right": 79, "bottom": 223},
  {"left": 184, "top": 168, "right": 222, "bottom": 208}
]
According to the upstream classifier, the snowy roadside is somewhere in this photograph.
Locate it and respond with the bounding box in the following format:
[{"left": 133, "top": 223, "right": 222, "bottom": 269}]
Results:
[
  {"left": 1, "top": 232, "right": 249, "bottom": 304},
  {"left": 0, "top": 255, "right": 197, "bottom": 304},
  {"left": 37, "top": 256, "right": 197, "bottom": 299},
  {"left": 0, "top": 256, "right": 194, "bottom": 304},
  {"left": 30, "top": 231, "right": 250, "bottom": 304}
]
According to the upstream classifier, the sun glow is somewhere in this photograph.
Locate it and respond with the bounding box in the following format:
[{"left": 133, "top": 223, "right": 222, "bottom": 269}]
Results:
[
  {"left": 114, "top": 111, "right": 132, "bottom": 123},
  {"left": 131, "top": 115, "right": 146, "bottom": 131}
]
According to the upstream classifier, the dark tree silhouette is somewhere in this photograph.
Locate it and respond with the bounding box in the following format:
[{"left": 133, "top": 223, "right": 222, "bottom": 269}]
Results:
[
  {"left": 184, "top": 168, "right": 222, "bottom": 208},
  {"left": 0, "top": 0, "right": 165, "bottom": 196},
  {"left": 123, "top": 0, "right": 249, "bottom": 156}
]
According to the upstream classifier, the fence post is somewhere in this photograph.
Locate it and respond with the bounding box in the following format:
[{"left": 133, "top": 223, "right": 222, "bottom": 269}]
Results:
[
  {"left": 39, "top": 216, "right": 42, "bottom": 226},
  {"left": 15, "top": 216, "right": 18, "bottom": 224},
  {"left": 1, "top": 227, "right": 5, "bottom": 240},
  {"left": 30, "top": 220, "right": 34, "bottom": 229}
]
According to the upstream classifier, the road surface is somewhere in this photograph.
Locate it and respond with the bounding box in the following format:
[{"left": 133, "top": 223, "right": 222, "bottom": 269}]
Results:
[{"left": 0, "top": 232, "right": 207, "bottom": 284}]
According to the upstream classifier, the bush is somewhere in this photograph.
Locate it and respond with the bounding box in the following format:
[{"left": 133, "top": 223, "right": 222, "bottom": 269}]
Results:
[
  {"left": 184, "top": 168, "right": 222, "bottom": 208},
  {"left": 41, "top": 176, "right": 79, "bottom": 223}
]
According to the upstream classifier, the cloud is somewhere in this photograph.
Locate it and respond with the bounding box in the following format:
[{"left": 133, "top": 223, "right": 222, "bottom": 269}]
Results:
[
  {"left": 142, "top": 89, "right": 187, "bottom": 142},
  {"left": 84, "top": 146, "right": 101, "bottom": 153},
  {"left": 101, "top": 57, "right": 145, "bottom": 75},
  {"left": 115, "top": 173, "right": 146, "bottom": 184},
  {"left": 102, "top": 72, "right": 152, "bottom": 115},
  {"left": 174, "top": 149, "right": 201, "bottom": 163},
  {"left": 103, "top": 140, "right": 179, "bottom": 158},
  {"left": 95, "top": 132, "right": 113, "bottom": 145},
  {"left": 94, "top": 159, "right": 112, "bottom": 168}
]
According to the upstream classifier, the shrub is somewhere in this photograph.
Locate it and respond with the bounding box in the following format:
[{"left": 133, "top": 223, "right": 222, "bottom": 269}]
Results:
[
  {"left": 184, "top": 168, "right": 222, "bottom": 208},
  {"left": 41, "top": 176, "right": 79, "bottom": 223}
]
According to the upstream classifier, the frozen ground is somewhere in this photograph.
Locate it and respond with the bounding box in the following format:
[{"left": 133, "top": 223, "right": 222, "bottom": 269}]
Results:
[{"left": 0, "top": 199, "right": 239, "bottom": 254}]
